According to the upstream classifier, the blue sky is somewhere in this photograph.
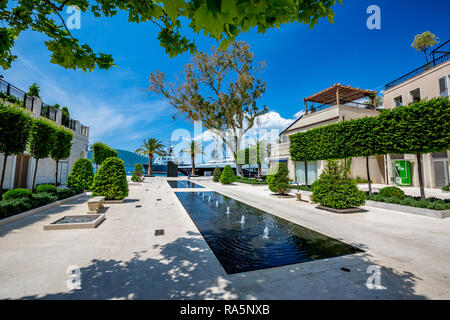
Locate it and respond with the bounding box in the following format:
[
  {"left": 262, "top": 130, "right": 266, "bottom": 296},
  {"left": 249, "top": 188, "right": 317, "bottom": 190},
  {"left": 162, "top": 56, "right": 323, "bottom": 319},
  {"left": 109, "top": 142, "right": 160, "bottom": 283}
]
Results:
[{"left": 2, "top": 0, "right": 450, "bottom": 162}]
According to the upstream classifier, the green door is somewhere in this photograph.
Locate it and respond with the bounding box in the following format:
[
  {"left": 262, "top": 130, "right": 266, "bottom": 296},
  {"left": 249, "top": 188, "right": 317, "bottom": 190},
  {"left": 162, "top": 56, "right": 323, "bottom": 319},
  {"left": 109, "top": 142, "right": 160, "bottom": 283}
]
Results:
[{"left": 394, "top": 160, "right": 412, "bottom": 186}]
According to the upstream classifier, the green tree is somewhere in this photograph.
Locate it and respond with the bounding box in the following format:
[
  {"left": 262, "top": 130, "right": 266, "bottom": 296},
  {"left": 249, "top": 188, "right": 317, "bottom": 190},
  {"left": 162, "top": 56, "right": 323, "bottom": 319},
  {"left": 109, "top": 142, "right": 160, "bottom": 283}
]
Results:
[
  {"left": 312, "top": 159, "right": 366, "bottom": 209},
  {"left": 220, "top": 165, "right": 236, "bottom": 184},
  {"left": 267, "top": 162, "right": 291, "bottom": 195},
  {"left": 250, "top": 140, "right": 267, "bottom": 179},
  {"left": 29, "top": 118, "right": 57, "bottom": 190},
  {"left": 0, "top": 103, "right": 33, "bottom": 195},
  {"left": 27, "top": 83, "right": 40, "bottom": 97},
  {"left": 50, "top": 127, "right": 73, "bottom": 186},
  {"left": 91, "top": 142, "right": 117, "bottom": 168},
  {"left": 149, "top": 41, "right": 269, "bottom": 176},
  {"left": 411, "top": 31, "right": 439, "bottom": 64},
  {"left": 91, "top": 157, "right": 129, "bottom": 200},
  {"left": 0, "top": 1, "right": 340, "bottom": 71},
  {"left": 213, "top": 167, "right": 222, "bottom": 182},
  {"left": 182, "top": 140, "right": 204, "bottom": 176},
  {"left": 131, "top": 163, "right": 144, "bottom": 182},
  {"left": 135, "top": 138, "right": 165, "bottom": 177},
  {"left": 66, "top": 158, "right": 94, "bottom": 192}
]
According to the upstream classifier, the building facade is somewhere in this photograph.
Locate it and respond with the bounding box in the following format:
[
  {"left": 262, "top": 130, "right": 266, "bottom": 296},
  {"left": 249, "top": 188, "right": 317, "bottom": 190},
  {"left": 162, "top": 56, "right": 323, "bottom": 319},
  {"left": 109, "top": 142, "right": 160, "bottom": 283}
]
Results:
[
  {"left": 0, "top": 79, "right": 90, "bottom": 189},
  {"left": 269, "top": 84, "right": 387, "bottom": 185},
  {"left": 383, "top": 43, "right": 450, "bottom": 188}
]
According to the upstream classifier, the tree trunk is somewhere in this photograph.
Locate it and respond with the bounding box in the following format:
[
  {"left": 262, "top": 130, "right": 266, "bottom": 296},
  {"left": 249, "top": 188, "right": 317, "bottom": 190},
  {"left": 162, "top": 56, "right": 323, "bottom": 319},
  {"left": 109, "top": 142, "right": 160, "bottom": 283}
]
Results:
[
  {"left": 55, "top": 159, "right": 59, "bottom": 187},
  {"left": 0, "top": 155, "right": 8, "bottom": 196},
  {"left": 32, "top": 158, "right": 39, "bottom": 191},
  {"left": 257, "top": 163, "right": 261, "bottom": 179},
  {"left": 416, "top": 153, "right": 426, "bottom": 199},
  {"left": 366, "top": 156, "right": 372, "bottom": 195},
  {"left": 423, "top": 51, "right": 429, "bottom": 64},
  {"left": 149, "top": 155, "right": 153, "bottom": 177},
  {"left": 192, "top": 154, "right": 195, "bottom": 176}
]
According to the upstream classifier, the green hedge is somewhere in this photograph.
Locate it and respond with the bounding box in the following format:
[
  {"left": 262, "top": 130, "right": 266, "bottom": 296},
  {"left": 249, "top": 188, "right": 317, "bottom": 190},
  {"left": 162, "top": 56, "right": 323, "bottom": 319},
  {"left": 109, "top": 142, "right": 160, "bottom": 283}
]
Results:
[
  {"left": 2, "top": 188, "right": 32, "bottom": 200},
  {"left": 91, "top": 157, "right": 129, "bottom": 200},
  {"left": 91, "top": 142, "right": 118, "bottom": 166},
  {"left": 235, "top": 176, "right": 267, "bottom": 185},
  {"left": 366, "top": 193, "right": 450, "bottom": 210},
  {"left": 66, "top": 158, "right": 94, "bottom": 192},
  {"left": 35, "top": 184, "right": 57, "bottom": 194},
  {"left": 290, "top": 97, "right": 450, "bottom": 161}
]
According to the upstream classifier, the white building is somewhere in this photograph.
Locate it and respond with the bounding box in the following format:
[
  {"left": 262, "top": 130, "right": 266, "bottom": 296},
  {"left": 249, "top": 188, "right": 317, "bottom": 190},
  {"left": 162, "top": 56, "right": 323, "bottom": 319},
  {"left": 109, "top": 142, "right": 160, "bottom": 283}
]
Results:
[{"left": 0, "top": 79, "right": 89, "bottom": 189}]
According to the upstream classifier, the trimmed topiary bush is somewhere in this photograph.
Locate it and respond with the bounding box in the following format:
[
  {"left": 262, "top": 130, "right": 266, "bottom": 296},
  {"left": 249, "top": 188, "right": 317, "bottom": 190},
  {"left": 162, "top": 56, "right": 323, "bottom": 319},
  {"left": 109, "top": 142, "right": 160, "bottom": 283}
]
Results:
[
  {"left": 0, "top": 198, "right": 33, "bottom": 218},
  {"left": 66, "top": 158, "right": 94, "bottom": 192},
  {"left": 35, "top": 184, "right": 57, "bottom": 194},
  {"left": 267, "top": 163, "right": 291, "bottom": 195},
  {"left": 131, "top": 163, "right": 144, "bottom": 182},
  {"left": 213, "top": 167, "right": 222, "bottom": 182},
  {"left": 56, "top": 188, "right": 77, "bottom": 200},
  {"left": 91, "top": 157, "right": 129, "bottom": 200},
  {"left": 379, "top": 186, "right": 405, "bottom": 199},
  {"left": 220, "top": 165, "right": 236, "bottom": 184},
  {"left": 312, "top": 159, "right": 366, "bottom": 209},
  {"left": 30, "top": 192, "right": 58, "bottom": 207},
  {"left": 2, "top": 188, "right": 32, "bottom": 201}
]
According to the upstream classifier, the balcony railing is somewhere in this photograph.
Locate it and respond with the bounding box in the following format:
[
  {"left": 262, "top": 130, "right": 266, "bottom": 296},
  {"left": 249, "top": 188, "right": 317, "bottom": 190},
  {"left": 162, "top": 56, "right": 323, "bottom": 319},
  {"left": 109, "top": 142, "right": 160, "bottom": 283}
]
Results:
[
  {"left": 385, "top": 52, "right": 450, "bottom": 90},
  {"left": 306, "top": 101, "right": 375, "bottom": 115},
  {"left": 0, "top": 78, "right": 35, "bottom": 112},
  {"left": 40, "top": 102, "right": 57, "bottom": 121},
  {"left": 61, "top": 114, "right": 77, "bottom": 131}
]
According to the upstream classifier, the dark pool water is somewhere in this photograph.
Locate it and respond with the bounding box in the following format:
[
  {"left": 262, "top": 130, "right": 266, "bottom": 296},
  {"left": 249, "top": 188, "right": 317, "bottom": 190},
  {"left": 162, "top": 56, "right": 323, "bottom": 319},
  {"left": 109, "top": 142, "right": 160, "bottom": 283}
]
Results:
[
  {"left": 168, "top": 181, "right": 205, "bottom": 189},
  {"left": 176, "top": 191, "right": 363, "bottom": 274}
]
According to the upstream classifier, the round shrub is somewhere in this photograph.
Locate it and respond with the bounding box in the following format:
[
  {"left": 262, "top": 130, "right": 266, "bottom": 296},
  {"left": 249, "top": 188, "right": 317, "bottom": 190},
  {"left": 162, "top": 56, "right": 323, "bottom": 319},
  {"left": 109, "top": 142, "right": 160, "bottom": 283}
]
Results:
[
  {"left": 2, "top": 188, "right": 32, "bottom": 201},
  {"left": 91, "top": 157, "right": 129, "bottom": 200},
  {"left": 30, "top": 192, "right": 58, "bottom": 207},
  {"left": 35, "top": 184, "right": 57, "bottom": 194},
  {"left": 442, "top": 184, "right": 450, "bottom": 192},
  {"left": 131, "top": 163, "right": 144, "bottom": 182},
  {"left": 66, "top": 158, "right": 94, "bottom": 192},
  {"left": 379, "top": 186, "right": 405, "bottom": 199},
  {"left": 312, "top": 159, "right": 365, "bottom": 209},
  {"left": 0, "top": 198, "right": 33, "bottom": 218},
  {"left": 267, "top": 163, "right": 291, "bottom": 195},
  {"left": 213, "top": 167, "right": 222, "bottom": 182},
  {"left": 56, "top": 188, "right": 77, "bottom": 200},
  {"left": 220, "top": 165, "right": 236, "bottom": 184}
]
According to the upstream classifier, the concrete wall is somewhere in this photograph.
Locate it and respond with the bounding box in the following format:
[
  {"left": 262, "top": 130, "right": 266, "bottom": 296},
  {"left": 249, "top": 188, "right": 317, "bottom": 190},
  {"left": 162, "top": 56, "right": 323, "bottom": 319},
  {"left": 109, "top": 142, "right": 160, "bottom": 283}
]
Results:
[
  {"left": 0, "top": 97, "right": 89, "bottom": 190},
  {"left": 384, "top": 60, "right": 450, "bottom": 109}
]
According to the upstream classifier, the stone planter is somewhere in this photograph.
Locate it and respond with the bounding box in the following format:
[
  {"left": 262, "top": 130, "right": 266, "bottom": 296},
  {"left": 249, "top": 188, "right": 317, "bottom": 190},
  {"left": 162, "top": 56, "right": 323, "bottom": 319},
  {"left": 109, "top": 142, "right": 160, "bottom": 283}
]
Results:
[
  {"left": 44, "top": 214, "right": 105, "bottom": 230},
  {"left": 365, "top": 200, "right": 450, "bottom": 219},
  {"left": 103, "top": 199, "right": 125, "bottom": 204},
  {"left": 316, "top": 206, "right": 367, "bottom": 214}
]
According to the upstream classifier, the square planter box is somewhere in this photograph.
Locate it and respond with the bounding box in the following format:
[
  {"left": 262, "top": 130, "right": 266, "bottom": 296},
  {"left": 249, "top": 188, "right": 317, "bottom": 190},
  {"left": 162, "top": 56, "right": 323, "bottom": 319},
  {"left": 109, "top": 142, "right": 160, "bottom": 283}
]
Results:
[
  {"left": 103, "top": 199, "right": 125, "bottom": 204},
  {"left": 44, "top": 214, "right": 105, "bottom": 230},
  {"left": 316, "top": 205, "right": 367, "bottom": 214}
]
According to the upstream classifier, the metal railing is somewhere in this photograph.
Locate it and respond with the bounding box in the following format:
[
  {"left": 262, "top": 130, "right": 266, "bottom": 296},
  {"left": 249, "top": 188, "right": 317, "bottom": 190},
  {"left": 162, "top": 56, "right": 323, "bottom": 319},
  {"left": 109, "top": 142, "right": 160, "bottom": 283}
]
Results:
[
  {"left": 385, "top": 52, "right": 450, "bottom": 90},
  {"left": 0, "top": 78, "right": 35, "bottom": 112},
  {"left": 1, "top": 78, "right": 88, "bottom": 136},
  {"left": 306, "top": 101, "right": 374, "bottom": 115},
  {"left": 40, "top": 102, "right": 57, "bottom": 121}
]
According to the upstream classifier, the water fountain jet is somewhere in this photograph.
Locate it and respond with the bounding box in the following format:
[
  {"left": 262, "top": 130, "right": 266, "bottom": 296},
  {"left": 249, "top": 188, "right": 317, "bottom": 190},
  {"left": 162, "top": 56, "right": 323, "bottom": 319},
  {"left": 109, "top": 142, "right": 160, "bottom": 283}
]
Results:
[
  {"left": 240, "top": 215, "right": 245, "bottom": 224},
  {"left": 263, "top": 227, "right": 269, "bottom": 239}
]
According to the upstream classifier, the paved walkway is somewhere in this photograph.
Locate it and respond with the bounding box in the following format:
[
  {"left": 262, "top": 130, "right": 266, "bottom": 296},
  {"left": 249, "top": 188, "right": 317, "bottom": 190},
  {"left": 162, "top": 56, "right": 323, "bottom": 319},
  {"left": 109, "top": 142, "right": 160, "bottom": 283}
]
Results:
[{"left": 0, "top": 177, "right": 449, "bottom": 299}]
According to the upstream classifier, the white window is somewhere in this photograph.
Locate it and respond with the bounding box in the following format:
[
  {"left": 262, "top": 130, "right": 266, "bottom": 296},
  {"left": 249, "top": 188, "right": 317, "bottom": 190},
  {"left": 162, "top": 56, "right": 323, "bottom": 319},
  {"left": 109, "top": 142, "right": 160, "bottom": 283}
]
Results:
[
  {"left": 393, "top": 96, "right": 403, "bottom": 107},
  {"left": 439, "top": 76, "right": 449, "bottom": 97}
]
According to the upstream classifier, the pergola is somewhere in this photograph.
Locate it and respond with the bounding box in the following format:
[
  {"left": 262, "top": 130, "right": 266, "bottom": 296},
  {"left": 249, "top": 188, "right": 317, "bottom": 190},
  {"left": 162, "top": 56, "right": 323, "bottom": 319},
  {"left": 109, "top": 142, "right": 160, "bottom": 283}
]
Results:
[{"left": 303, "top": 84, "right": 378, "bottom": 113}]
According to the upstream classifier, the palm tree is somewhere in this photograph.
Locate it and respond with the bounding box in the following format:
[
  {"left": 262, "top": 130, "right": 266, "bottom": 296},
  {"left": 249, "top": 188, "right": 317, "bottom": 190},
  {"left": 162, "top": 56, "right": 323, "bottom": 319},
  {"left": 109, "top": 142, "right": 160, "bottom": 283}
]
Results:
[
  {"left": 182, "top": 140, "right": 204, "bottom": 176},
  {"left": 135, "top": 138, "right": 165, "bottom": 177}
]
